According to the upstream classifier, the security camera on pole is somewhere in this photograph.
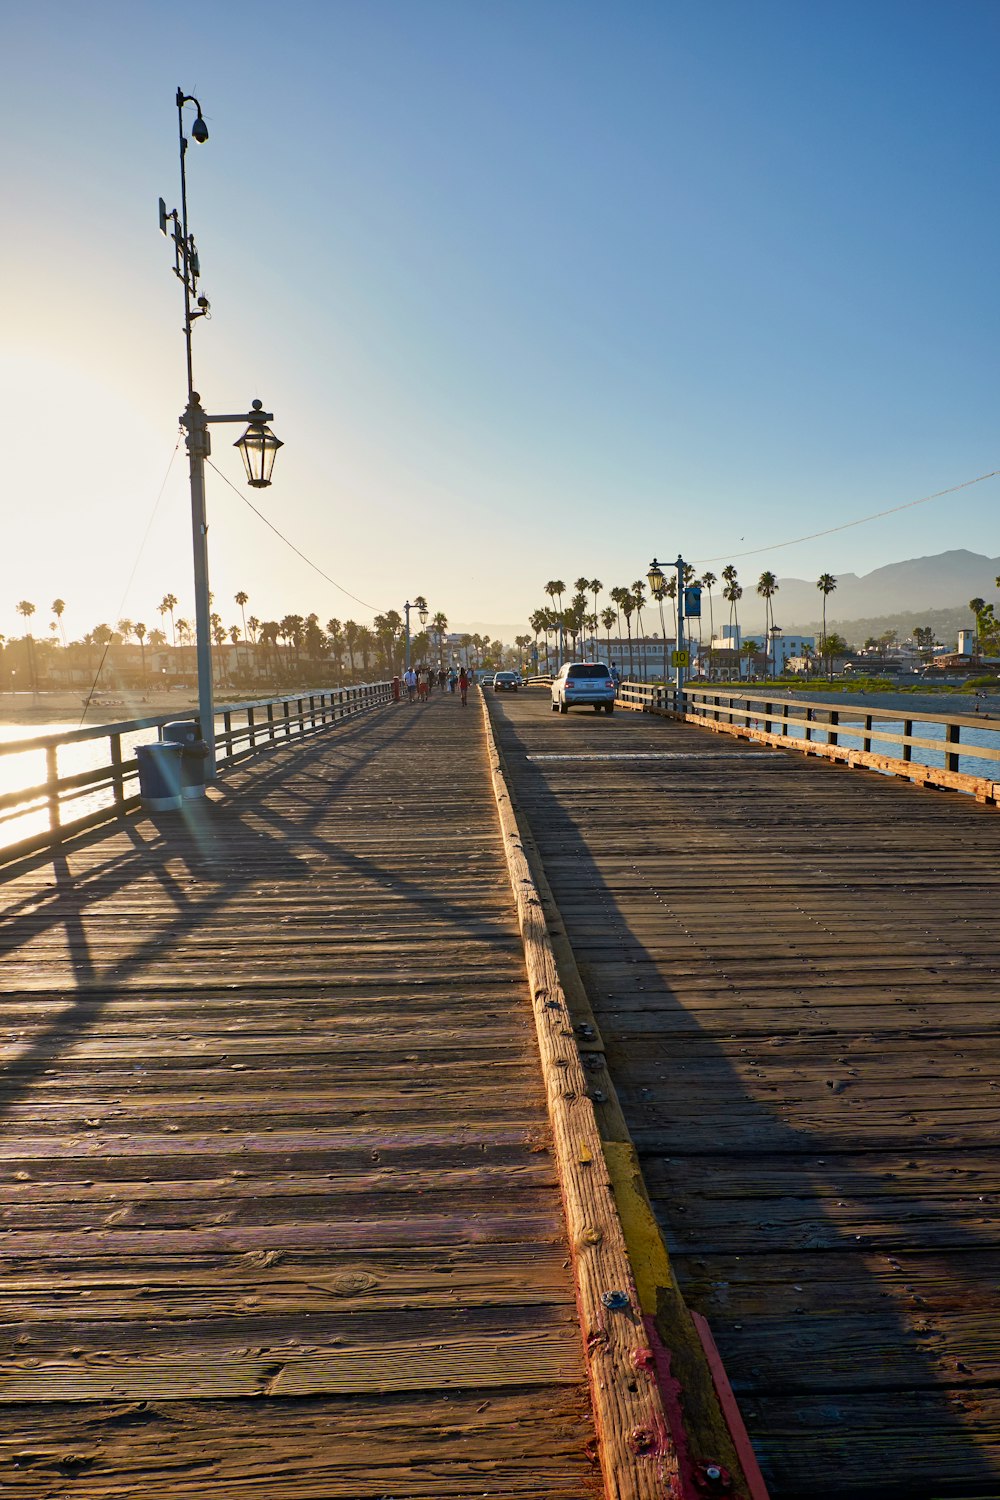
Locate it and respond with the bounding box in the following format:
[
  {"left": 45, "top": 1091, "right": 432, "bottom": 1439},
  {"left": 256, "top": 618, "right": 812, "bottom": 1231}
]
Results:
[{"left": 161, "top": 89, "right": 283, "bottom": 779}]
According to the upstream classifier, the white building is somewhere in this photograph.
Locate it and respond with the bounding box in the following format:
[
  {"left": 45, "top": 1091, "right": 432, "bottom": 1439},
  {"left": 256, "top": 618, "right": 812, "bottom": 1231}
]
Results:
[{"left": 709, "top": 625, "right": 815, "bottom": 676}]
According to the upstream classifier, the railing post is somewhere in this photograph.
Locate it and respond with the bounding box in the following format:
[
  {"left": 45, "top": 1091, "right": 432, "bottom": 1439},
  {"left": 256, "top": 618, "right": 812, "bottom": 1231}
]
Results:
[
  {"left": 946, "top": 722, "right": 960, "bottom": 774},
  {"left": 223, "top": 710, "right": 234, "bottom": 761},
  {"left": 248, "top": 707, "right": 256, "bottom": 749},
  {"left": 764, "top": 701, "right": 772, "bottom": 735},
  {"left": 283, "top": 700, "right": 292, "bottom": 738},
  {"left": 110, "top": 733, "right": 125, "bottom": 813},
  {"left": 781, "top": 701, "right": 789, "bottom": 738},
  {"left": 266, "top": 702, "right": 275, "bottom": 741},
  {"left": 309, "top": 694, "right": 317, "bottom": 730},
  {"left": 829, "top": 709, "right": 839, "bottom": 748},
  {"left": 863, "top": 714, "right": 873, "bottom": 754},
  {"left": 298, "top": 698, "right": 305, "bottom": 737},
  {"left": 903, "top": 720, "right": 913, "bottom": 763},
  {"left": 46, "top": 745, "right": 61, "bottom": 839},
  {"left": 805, "top": 706, "right": 813, "bottom": 743}
]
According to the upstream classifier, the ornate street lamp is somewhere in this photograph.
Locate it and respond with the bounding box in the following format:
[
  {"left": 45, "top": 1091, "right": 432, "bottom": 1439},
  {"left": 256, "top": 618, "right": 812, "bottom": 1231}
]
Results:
[
  {"left": 161, "top": 89, "right": 283, "bottom": 777},
  {"left": 235, "top": 403, "right": 284, "bottom": 488}
]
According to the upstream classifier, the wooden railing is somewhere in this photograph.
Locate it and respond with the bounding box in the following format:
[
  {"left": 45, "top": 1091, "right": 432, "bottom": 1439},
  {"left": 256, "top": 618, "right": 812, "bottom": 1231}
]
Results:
[
  {"left": 617, "top": 680, "right": 1000, "bottom": 805},
  {"left": 0, "top": 683, "right": 393, "bottom": 864}
]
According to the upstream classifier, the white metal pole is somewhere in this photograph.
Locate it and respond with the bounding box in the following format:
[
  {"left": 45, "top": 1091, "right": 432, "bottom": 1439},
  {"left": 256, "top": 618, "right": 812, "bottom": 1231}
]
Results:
[{"left": 183, "top": 394, "right": 216, "bottom": 778}]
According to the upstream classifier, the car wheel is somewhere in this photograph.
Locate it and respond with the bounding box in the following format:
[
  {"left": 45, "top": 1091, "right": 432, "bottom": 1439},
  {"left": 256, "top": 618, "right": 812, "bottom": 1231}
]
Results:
[
  {"left": 592, "top": 704, "right": 601, "bottom": 713},
  {"left": 605, "top": 704, "right": 614, "bottom": 714},
  {"left": 559, "top": 703, "right": 568, "bottom": 714}
]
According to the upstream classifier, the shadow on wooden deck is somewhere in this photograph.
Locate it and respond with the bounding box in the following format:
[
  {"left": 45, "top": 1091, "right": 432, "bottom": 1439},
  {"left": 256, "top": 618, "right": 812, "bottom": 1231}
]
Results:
[{"left": 492, "top": 693, "right": 1000, "bottom": 1500}]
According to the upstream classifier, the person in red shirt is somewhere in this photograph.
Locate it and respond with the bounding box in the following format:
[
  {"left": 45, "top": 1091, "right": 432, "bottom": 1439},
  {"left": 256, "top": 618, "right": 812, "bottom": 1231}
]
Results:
[{"left": 458, "top": 667, "right": 469, "bottom": 706}]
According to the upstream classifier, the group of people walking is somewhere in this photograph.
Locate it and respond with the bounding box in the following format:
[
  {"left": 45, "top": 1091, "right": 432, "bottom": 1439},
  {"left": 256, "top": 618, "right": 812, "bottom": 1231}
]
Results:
[{"left": 397, "top": 665, "right": 471, "bottom": 706}]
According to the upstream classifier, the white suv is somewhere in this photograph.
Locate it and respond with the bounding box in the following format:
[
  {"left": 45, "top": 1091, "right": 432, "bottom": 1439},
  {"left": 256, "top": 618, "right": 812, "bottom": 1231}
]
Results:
[{"left": 551, "top": 662, "right": 616, "bottom": 715}]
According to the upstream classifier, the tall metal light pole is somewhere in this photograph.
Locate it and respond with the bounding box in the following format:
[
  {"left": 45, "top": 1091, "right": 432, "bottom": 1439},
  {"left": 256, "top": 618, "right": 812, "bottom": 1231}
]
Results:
[
  {"left": 674, "top": 554, "right": 687, "bottom": 702},
  {"left": 647, "top": 555, "right": 689, "bottom": 706},
  {"left": 161, "top": 89, "right": 282, "bottom": 777}
]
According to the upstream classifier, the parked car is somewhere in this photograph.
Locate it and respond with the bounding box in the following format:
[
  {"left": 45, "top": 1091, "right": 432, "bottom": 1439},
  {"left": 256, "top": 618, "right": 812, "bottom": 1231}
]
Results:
[
  {"left": 493, "top": 671, "right": 520, "bottom": 692},
  {"left": 551, "top": 662, "right": 616, "bottom": 714}
]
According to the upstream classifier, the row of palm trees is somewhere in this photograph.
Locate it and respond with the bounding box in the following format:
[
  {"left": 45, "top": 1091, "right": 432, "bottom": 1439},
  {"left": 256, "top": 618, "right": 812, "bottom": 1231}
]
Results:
[
  {"left": 4, "top": 590, "right": 520, "bottom": 691},
  {"left": 527, "top": 571, "right": 841, "bottom": 679}
]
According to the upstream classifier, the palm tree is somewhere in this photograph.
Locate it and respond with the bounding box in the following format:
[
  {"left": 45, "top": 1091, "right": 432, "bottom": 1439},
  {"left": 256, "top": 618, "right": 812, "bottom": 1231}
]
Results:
[
  {"left": 600, "top": 605, "right": 616, "bottom": 661},
  {"left": 741, "top": 638, "right": 762, "bottom": 677},
  {"left": 160, "top": 594, "right": 178, "bottom": 647},
  {"left": 609, "top": 586, "right": 628, "bottom": 646},
  {"left": 700, "top": 573, "right": 717, "bottom": 678},
  {"left": 620, "top": 594, "right": 636, "bottom": 678},
  {"left": 817, "top": 573, "right": 838, "bottom": 679},
  {"left": 756, "top": 571, "right": 779, "bottom": 677},
  {"left": 544, "top": 581, "right": 566, "bottom": 665},
  {"left": 343, "top": 620, "right": 359, "bottom": 676},
  {"left": 234, "top": 592, "right": 250, "bottom": 673},
  {"left": 723, "top": 579, "right": 742, "bottom": 676},
  {"left": 529, "top": 609, "right": 546, "bottom": 665},
  {"left": 431, "top": 611, "right": 449, "bottom": 668},
  {"left": 663, "top": 575, "right": 677, "bottom": 638},
  {"left": 51, "top": 598, "right": 66, "bottom": 646},
  {"left": 632, "top": 581, "right": 647, "bottom": 671},
  {"left": 134, "top": 622, "right": 148, "bottom": 685},
  {"left": 16, "top": 601, "right": 36, "bottom": 692},
  {"left": 356, "top": 626, "right": 375, "bottom": 674},
  {"left": 327, "top": 619, "right": 344, "bottom": 675}
]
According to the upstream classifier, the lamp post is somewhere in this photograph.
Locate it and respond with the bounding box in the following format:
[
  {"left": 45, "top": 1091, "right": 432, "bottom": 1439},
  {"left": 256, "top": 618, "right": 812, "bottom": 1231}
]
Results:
[
  {"left": 647, "top": 555, "right": 688, "bottom": 705},
  {"left": 646, "top": 559, "right": 668, "bottom": 687},
  {"left": 161, "top": 88, "right": 283, "bottom": 778},
  {"left": 404, "top": 599, "right": 429, "bottom": 673}
]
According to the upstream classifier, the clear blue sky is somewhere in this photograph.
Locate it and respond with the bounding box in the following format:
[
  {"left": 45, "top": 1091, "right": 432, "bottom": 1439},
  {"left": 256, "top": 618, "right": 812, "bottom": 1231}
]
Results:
[{"left": 3, "top": 0, "right": 997, "bottom": 641}]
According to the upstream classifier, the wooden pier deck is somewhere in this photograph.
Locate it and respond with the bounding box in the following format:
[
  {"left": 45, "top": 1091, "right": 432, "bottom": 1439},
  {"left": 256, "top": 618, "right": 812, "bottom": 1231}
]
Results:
[
  {"left": 489, "top": 689, "right": 1000, "bottom": 1499},
  {"left": 0, "top": 697, "right": 600, "bottom": 1497}
]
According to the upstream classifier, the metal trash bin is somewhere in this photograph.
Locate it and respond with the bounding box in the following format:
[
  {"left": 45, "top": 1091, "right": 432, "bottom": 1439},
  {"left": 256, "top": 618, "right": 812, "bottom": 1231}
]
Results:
[
  {"left": 135, "top": 742, "right": 184, "bottom": 812},
  {"left": 162, "top": 720, "right": 210, "bottom": 799}
]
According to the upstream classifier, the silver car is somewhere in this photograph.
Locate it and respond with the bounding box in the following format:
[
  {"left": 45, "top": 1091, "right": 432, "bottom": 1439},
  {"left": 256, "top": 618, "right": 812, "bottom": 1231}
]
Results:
[{"left": 551, "top": 662, "right": 616, "bottom": 715}]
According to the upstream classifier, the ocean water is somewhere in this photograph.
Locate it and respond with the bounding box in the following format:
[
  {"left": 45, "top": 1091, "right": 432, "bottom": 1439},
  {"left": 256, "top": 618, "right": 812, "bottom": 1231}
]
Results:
[{"left": 735, "top": 691, "right": 1000, "bottom": 781}]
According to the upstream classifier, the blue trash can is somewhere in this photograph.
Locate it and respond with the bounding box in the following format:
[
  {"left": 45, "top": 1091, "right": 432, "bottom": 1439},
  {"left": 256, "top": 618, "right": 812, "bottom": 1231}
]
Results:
[
  {"left": 136, "top": 742, "right": 183, "bottom": 812},
  {"left": 162, "top": 720, "right": 210, "bottom": 799}
]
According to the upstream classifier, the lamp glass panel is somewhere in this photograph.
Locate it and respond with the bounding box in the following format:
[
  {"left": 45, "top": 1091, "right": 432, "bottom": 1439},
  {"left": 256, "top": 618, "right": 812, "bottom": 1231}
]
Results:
[{"left": 235, "top": 423, "right": 283, "bottom": 488}]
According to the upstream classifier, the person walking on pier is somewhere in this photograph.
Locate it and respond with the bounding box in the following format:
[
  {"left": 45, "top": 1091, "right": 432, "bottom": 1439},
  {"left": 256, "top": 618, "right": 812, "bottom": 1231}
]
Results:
[
  {"left": 459, "top": 666, "right": 469, "bottom": 707},
  {"left": 403, "top": 666, "right": 417, "bottom": 702}
]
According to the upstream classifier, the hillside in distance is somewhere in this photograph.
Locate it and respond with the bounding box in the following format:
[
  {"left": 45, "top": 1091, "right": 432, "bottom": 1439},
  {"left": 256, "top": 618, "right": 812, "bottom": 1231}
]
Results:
[{"left": 733, "top": 550, "right": 1000, "bottom": 633}]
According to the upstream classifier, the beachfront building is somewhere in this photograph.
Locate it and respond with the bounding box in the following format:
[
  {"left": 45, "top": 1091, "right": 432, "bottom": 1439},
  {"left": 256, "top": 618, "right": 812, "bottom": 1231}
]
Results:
[{"left": 709, "top": 625, "right": 815, "bottom": 677}]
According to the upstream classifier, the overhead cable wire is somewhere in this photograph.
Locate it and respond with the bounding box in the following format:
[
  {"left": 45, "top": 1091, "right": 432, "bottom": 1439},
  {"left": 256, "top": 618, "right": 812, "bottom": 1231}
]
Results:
[
  {"left": 693, "top": 467, "right": 1000, "bottom": 567},
  {"left": 80, "top": 433, "right": 183, "bottom": 725},
  {"left": 205, "top": 457, "right": 384, "bottom": 615}
]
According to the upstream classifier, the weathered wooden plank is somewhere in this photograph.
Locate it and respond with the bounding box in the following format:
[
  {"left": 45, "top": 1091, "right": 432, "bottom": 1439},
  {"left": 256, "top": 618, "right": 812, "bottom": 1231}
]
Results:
[{"left": 0, "top": 1389, "right": 597, "bottom": 1498}]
